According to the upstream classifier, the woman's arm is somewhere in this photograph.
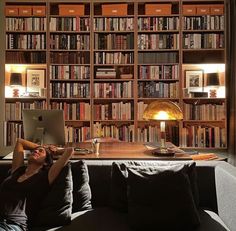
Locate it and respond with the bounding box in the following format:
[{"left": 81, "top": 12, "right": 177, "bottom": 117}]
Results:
[
  {"left": 12, "top": 138, "right": 40, "bottom": 172},
  {"left": 48, "top": 147, "right": 74, "bottom": 185}
]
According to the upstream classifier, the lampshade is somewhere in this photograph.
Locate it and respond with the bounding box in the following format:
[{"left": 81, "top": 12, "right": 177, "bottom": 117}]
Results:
[
  {"left": 143, "top": 101, "right": 183, "bottom": 121},
  {"left": 10, "top": 73, "right": 22, "bottom": 86},
  {"left": 206, "top": 73, "right": 220, "bottom": 87}
]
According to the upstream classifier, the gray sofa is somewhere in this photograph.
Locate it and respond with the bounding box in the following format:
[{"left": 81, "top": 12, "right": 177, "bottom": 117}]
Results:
[{"left": 0, "top": 160, "right": 236, "bottom": 231}]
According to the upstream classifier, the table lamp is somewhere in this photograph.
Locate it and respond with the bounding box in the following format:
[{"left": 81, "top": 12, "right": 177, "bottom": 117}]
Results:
[
  {"left": 143, "top": 101, "right": 183, "bottom": 156},
  {"left": 206, "top": 72, "right": 220, "bottom": 98},
  {"left": 10, "top": 73, "right": 22, "bottom": 97}
]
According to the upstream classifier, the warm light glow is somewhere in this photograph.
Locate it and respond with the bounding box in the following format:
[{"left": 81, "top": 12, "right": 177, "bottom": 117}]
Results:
[
  {"left": 143, "top": 101, "right": 183, "bottom": 155},
  {"left": 183, "top": 64, "right": 225, "bottom": 75},
  {"left": 202, "top": 64, "right": 225, "bottom": 74},
  {"left": 143, "top": 101, "right": 183, "bottom": 121},
  {"left": 154, "top": 111, "right": 169, "bottom": 120},
  {"left": 217, "top": 86, "right": 226, "bottom": 98},
  {"left": 5, "top": 65, "right": 11, "bottom": 72},
  {"left": 5, "top": 86, "right": 25, "bottom": 98},
  {"left": 160, "top": 121, "right": 165, "bottom": 132},
  {"left": 5, "top": 64, "right": 27, "bottom": 73}
]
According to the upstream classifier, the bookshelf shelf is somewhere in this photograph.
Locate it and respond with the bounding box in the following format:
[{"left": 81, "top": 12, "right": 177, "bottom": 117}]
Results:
[{"left": 3, "top": 0, "right": 227, "bottom": 148}]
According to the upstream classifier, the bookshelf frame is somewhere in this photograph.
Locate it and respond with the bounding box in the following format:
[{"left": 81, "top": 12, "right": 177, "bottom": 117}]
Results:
[{"left": 1, "top": 0, "right": 227, "bottom": 154}]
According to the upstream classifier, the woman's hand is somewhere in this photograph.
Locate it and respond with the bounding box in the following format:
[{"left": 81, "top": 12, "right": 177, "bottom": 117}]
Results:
[
  {"left": 43, "top": 145, "right": 57, "bottom": 154},
  {"left": 48, "top": 147, "right": 74, "bottom": 184},
  {"left": 43, "top": 144, "right": 65, "bottom": 156}
]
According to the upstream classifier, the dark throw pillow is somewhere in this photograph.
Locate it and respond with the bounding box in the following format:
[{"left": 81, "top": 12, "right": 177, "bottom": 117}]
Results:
[
  {"left": 33, "top": 163, "right": 73, "bottom": 227},
  {"left": 130, "top": 161, "right": 200, "bottom": 207},
  {"left": 110, "top": 162, "right": 128, "bottom": 211},
  {"left": 127, "top": 165, "right": 200, "bottom": 230},
  {"left": 71, "top": 160, "right": 92, "bottom": 212},
  {"left": 110, "top": 161, "right": 199, "bottom": 212}
]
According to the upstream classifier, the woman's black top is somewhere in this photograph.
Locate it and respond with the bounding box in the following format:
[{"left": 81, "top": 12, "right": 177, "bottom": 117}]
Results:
[{"left": 0, "top": 166, "right": 50, "bottom": 231}]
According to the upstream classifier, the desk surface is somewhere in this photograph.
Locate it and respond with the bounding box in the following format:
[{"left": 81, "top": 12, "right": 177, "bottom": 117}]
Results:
[
  {"left": 3, "top": 142, "right": 225, "bottom": 161},
  {"left": 70, "top": 142, "right": 192, "bottom": 160}
]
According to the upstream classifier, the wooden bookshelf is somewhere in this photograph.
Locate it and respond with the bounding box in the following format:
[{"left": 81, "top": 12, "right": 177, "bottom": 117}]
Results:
[{"left": 2, "top": 0, "right": 227, "bottom": 151}]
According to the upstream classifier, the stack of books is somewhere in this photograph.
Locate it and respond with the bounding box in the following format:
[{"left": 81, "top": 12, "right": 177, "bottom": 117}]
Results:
[{"left": 96, "top": 68, "right": 116, "bottom": 79}]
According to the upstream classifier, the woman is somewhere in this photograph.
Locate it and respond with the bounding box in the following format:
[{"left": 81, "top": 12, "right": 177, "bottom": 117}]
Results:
[{"left": 0, "top": 138, "right": 74, "bottom": 231}]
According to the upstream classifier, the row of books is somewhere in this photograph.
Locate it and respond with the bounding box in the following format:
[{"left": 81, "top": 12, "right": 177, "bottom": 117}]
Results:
[
  {"left": 6, "top": 34, "right": 46, "bottom": 49},
  {"left": 50, "top": 82, "right": 90, "bottom": 98},
  {"left": 137, "top": 125, "right": 179, "bottom": 145},
  {"left": 137, "top": 101, "right": 148, "bottom": 120},
  {"left": 184, "top": 103, "right": 225, "bottom": 120},
  {"left": 6, "top": 51, "right": 46, "bottom": 64},
  {"left": 5, "top": 121, "right": 226, "bottom": 147},
  {"left": 138, "top": 34, "right": 179, "bottom": 50},
  {"left": 6, "top": 18, "right": 46, "bottom": 31},
  {"left": 93, "top": 18, "right": 134, "bottom": 31},
  {"left": 50, "top": 34, "right": 90, "bottom": 50},
  {"left": 138, "top": 65, "right": 179, "bottom": 80},
  {"left": 93, "top": 122, "right": 135, "bottom": 142},
  {"left": 50, "top": 102, "right": 90, "bottom": 120},
  {"left": 138, "top": 82, "right": 179, "bottom": 98},
  {"left": 94, "top": 81, "right": 133, "bottom": 98},
  {"left": 65, "top": 126, "right": 90, "bottom": 143},
  {"left": 94, "top": 33, "right": 134, "bottom": 50},
  {"left": 138, "top": 52, "right": 178, "bottom": 64},
  {"left": 5, "top": 101, "right": 46, "bottom": 121},
  {"left": 183, "top": 15, "right": 224, "bottom": 31},
  {"left": 181, "top": 126, "right": 226, "bottom": 148},
  {"left": 94, "top": 102, "right": 133, "bottom": 120},
  {"left": 50, "top": 65, "right": 90, "bottom": 80},
  {"left": 4, "top": 122, "right": 23, "bottom": 146},
  {"left": 138, "top": 17, "right": 179, "bottom": 31},
  {"left": 7, "top": 15, "right": 223, "bottom": 33},
  {"left": 183, "top": 33, "right": 224, "bottom": 49},
  {"left": 50, "top": 51, "right": 90, "bottom": 64},
  {"left": 95, "top": 52, "right": 134, "bottom": 64},
  {"left": 50, "top": 17, "right": 90, "bottom": 32},
  {"left": 4, "top": 121, "right": 91, "bottom": 145}
]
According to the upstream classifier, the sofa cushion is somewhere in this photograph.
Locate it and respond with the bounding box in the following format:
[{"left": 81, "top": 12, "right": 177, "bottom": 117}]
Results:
[
  {"left": 126, "top": 165, "right": 200, "bottom": 230},
  {"left": 71, "top": 160, "right": 92, "bottom": 212},
  {"left": 32, "top": 207, "right": 131, "bottom": 231},
  {"left": 31, "top": 208, "right": 228, "bottom": 231},
  {"left": 196, "top": 210, "right": 229, "bottom": 231},
  {"left": 130, "top": 161, "right": 199, "bottom": 207},
  {"left": 110, "top": 161, "right": 199, "bottom": 212},
  {"left": 33, "top": 163, "right": 73, "bottom": 227}
]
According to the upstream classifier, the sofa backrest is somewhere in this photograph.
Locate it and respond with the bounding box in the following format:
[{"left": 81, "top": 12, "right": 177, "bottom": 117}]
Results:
[
  {"left": 0, "top": 160, "right": 221, "bottom": 212},
  {"left": 85, "top": 160, "right": 219, "bottom": 212}
]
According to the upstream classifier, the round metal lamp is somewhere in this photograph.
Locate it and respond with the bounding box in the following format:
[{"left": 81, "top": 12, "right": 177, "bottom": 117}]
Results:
[{"left": 143, "top": 101, "right": 183, "bottom": 156}]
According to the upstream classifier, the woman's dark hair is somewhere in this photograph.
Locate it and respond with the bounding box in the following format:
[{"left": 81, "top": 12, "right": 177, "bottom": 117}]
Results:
[{"left": 44, "top": 149, "right": 54, "bottom": 166}]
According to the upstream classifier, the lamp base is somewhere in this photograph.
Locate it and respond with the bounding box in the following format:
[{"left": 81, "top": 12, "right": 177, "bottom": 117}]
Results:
[
  {"left": 12, "top": 88, "right": 19, "bottom": 97},
  {"left": 152, "top": 148, "right": 175, "bottom": 157}
]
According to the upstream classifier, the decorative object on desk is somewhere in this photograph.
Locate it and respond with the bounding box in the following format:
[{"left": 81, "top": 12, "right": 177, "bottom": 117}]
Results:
[
  {"left": 206, "top": 72, "right": 220, "bottom": 98},
  {"left": 26, "top": 68, "right": 45, "bottom": 95},
  {"left": 74, "top": 147, "right": 93, "bottom": 155},
  {"left": 10, "top": 72, "right": 22, "bottom": 97},
  {"left": 143, "top": 101, "right": 183, "bottom": 156},
  {"left": 92, "top": 138, "right": 100, "bottom": 156}
]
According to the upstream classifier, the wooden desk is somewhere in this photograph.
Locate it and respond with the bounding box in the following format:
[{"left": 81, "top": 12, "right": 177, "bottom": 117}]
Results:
[
  {"left": 2, "top": 142, "right": 224, "bottom": 161},
  {"left": 69, "top": 142, "right": 192, "bottom": 160}
]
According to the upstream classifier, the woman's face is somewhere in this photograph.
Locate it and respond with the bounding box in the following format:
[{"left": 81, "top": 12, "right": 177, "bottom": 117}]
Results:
[{"left": 28, "top": 146, "right": 47, "bottom": 165}]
